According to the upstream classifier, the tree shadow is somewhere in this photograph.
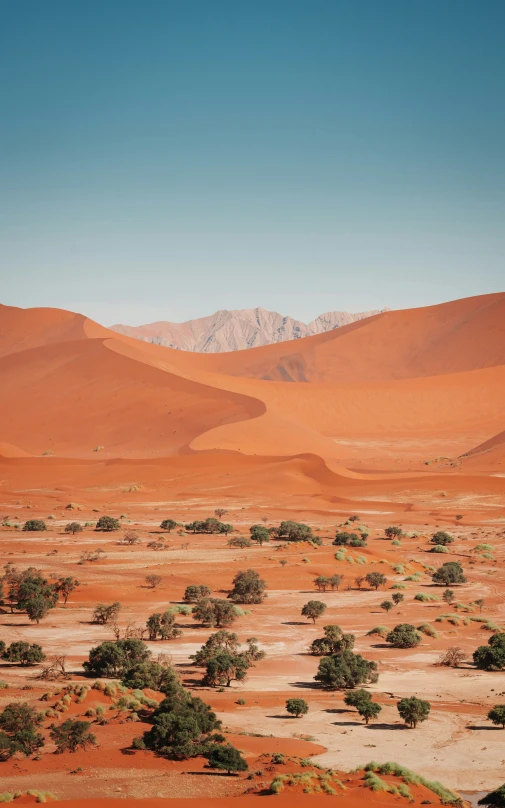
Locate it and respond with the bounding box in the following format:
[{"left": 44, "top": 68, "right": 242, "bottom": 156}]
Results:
[
  {"left": 282, "top": 621, "right": 309, "bottom": 626},
  {"left": 288, "top": 681, "right": 321, "bottom": 690},
  {"left": 467, "top": 725, "right": 503, "bottom": 731},
  {"left": 266, "top": 714, "right": 297, "bottom": 719},
  {"left": 366, "top": 723, "right": 409, "bottom": 731},
  {"left": 331, "top": 720, "right": 361, "bottom": 727},
  {"left": 325, "top": 708, "right": 348, "bottom": 715}
]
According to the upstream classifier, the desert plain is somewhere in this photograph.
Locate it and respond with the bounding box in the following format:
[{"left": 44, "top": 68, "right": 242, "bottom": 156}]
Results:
[{"left": 1, "top": 293, "right": 505, "bottom": 808}]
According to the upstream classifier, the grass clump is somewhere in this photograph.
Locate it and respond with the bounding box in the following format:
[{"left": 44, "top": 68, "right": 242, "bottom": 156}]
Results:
[
  {"left": 474, "top": 543, "right": 493, "bottom": 551},
  {"left": 417, "top": 623, "right": 438, "bottom": 638},
  {"left": 392, "top": 564, "right": 405, "bottom": 574},
  {"left": 414, "top": 592, "right": 440, "bottom": 602},
  {"left": 431, "top": 545, "right": 450, "bottom": 553},
  {"left": 405, "top": 573, "right": 422, "bottom": 582},
  {"left": 366, "top": 625, "right": 389, "bottom": 638},
  {"left": 391, "top": 583, "right": 406, "bottom": 590},
  {"left": 26, "top": 792, "right": 57, "bottom": 804},
  {"left": 362, "top": 762, "right": 461, "bottom": 805}
]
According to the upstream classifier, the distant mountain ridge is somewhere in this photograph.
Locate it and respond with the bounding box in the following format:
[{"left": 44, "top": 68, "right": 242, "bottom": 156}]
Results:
[{"left": 110, "top": 306, "right": 388, "bottom": 353}]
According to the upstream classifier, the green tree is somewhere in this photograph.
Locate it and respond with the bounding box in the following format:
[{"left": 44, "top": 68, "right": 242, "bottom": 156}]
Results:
[
  {"left": 442, "top": 588, "right": 455, "bottom": 605},
  {"left": 228, "top": 569, "right": 266, "bottom": 604},
  {"left": 50, "top": 719, "right": 97, "bottom": 752},
  {"left": 146, "top": 611, "right": 182, "bottom": 641},
  {"left": 277, "top": 520, "right": 313, "bottom": 542},
  {"left": 0, "top": 703, "right": 43, "bottom": 733},
  {"left": 431, "top": 531, "right": 454, "bottom": 546},
  {"left": 357, "top": 700, "right": 382, "bottom": 724},
  {"left": 122, "top": 661, "right": 180, "bottom": 692},
  {"left": 92, "top": 601, "right": 121, "bottom": 624},
  {"left": 301, "top": 600, "right": 327, "bottom": 623},
  {"left": 192, "top": 598, "right": 237, "bottom": 628},
  {"left": 84, "top": 639, "right": 151, "bottom": 677},
  {"left": 314, "top": 575, "right": 330, "bottom": 592},
  {"left": 432, "top": 561, "right": 466, "bottom": 586},
  {"left": 315, "top": 651, "right": 378, "bottom": 690},
  {"left": 286, "top": 698, "right": 309, "bottom": 718},
  {"left": 65, "top": 521, "right": 83, "bottom": 534},
  {"left": 25, "top": 596, "right": 50, "bottom": 624},
  {"left": 22, "top": 520, "right": 47, "bottom": 532},
  {"left": 488, "top": 705, "right": 505, "bottom": 729},
  {"left": 479, "top": 784, "right": 505, "bottom": 806},
  {"left": 205, "top": 743, "right": 248, "bottom": 773},
  {"left": 309, "top": 625, "right": 355, "bottom": 656},
  {"left": 380, "top": 600, "right": 393, "bottom": 613},
  {"left": 184, "top": 584, "right": 212, "bottom": 602},
  {"left": 56, "top": 576, "right": 79, "bottom": 604},
  {"left": 203, "top": 651, "right": 250, "bottom": 687},
  {"left": 160, "top": 519, "right": 177, "bottom": 532},
  {"left": 384, "top": 526, "right": 403, "bottom": 539},
  {"left": 143, "top": 692, "right": 222, "bottom": 760},
  {"left": 392, "top": 593, "right": 404, "bottom": 607},
  {"left": 329, "top": 574, "right": 343, "bottom": 591},
  {"left": 249, "top": 524, "right": 270, "bottom": 545},
  {"left": 96, "top": 515, "right": 121, "bottom": 531},
  {"left": 192, "top": 630, "right": 239, "bottom": 666},
  {"left": 474, "top": 633, "right": 505, "bottom": 671},
  {"left": 386, "top": 624, "right": 422, "bottom": 649},
  {"left": 3, "top": 641, "right": 45, "bottom": 666},
  {"left": 397, "top": 696, "right": 430, "bottom": 728},
  {"left": 365, "top": 572, "right": 387, "bottom": 590},
  {"left": 333, "top": 531, "right": 366, "bottom": 547},
  {"left": 145, "top": 574, "right": 162, "bottom": 589}
]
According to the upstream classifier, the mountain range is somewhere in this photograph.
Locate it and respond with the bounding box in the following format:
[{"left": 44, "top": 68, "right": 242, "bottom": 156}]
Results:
[{"left": 110, "top": 306, "right": 388, "bottom": 352}]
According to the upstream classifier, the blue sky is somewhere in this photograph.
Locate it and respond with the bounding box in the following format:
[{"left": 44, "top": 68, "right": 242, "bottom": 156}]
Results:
[{"left": 1, "top": 0, "right": 504, "bottom": 325}]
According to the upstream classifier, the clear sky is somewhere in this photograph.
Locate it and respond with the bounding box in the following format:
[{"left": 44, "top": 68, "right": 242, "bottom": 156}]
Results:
[{"left": 1, "top": 0, "right": 504, "bottom": 325}]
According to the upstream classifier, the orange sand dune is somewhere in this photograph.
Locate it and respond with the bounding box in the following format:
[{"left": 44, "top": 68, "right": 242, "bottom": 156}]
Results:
[
  {"left": 196, "top": 292, "right": 505, "bottom": 383},
  {"left": 0, "top": 297, "right": 504, "bottom": 501}
]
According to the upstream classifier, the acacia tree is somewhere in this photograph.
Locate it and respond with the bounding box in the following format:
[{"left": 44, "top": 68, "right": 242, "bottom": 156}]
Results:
[
  {"left": 160, "top": 519, "right": 177, "bottom": 533},
  {"left": 380, "top": 600, "right": 393, "bottom": 613},
  {"left": 145, "top": 574, "right": 162, "bottom": 589},
  {"left": 386, "top": 624, "right": 422, "bottom": 649},
  {"left": 50, "top": 719, "right": 97, "bottom": 752},
  {"left": 286, "top": 698, "right": 309, "bottom": 717},
  {"left": 344, "top": 689, "right": 382, "bottom": 724},
  {"left": 192, "top": 598, "right": 237, "bottom": 628},
  {"left": 203, "top": 651, "right": 250, "bottom": 687},
  {"left": 96, "top": 516, "right": 121, "bottom": 532},
  {"left": 431, "top": 531, "right": 454, "bottom": 546},
  {"left": 384, "top": 526, "right": 403, "bottom": 540},
  {"left": 0, "top": 702, "right": 44, "bottom": 760},
  {"left": 314, "top": 576, "right": 330, "bottom": 592},
  {"left": 65, "top": 522, "right": 83, "bottom": 535},
  {"left": 392, "top": 593, "right": 404, "bottom": 607},
  {"left": 365, "top": 572, "right": 387, "bottom": 590},
  {"left": 184, "top": 584, "right": 212, "bottom": 602},
  {"left": 3, "top": 641, "right": 45, "bottom": 666},
  {"left": 249, "top": 524, "right": 270, "bottom": 545},
  {"left": 228, "top": 569, "right": 266, "bottom": 604},
  {"left": 56, "top": 576, "right": 79, "bottom": 604},
  {"left": 488, "top": 705, "right": 505, "bottom": 729},
  {"left": 315, "top": 651, "right": 378, "bottom": 690},
  {"left": 397, "top": 696, "right": 430, "bottom": 728},
  {"left": 205, "top": 744, "right": 247, "bottom": 773},
  {"left": 301, "top": 600, "right": 327, "bottom": 624},
  {"left": 146, "top": 611, "right": 182, "bottom": 641},
  {"left": 432, "top": 562, "right": 466, "bottom": 586},
  {"left": 309, "top": 625, "right": 355, "bottom": 656}
]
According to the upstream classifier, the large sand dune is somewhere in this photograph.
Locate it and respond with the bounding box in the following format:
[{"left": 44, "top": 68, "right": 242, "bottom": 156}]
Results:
[{"left": 0, "top": 294, "right": 504, "bottom": 505}]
